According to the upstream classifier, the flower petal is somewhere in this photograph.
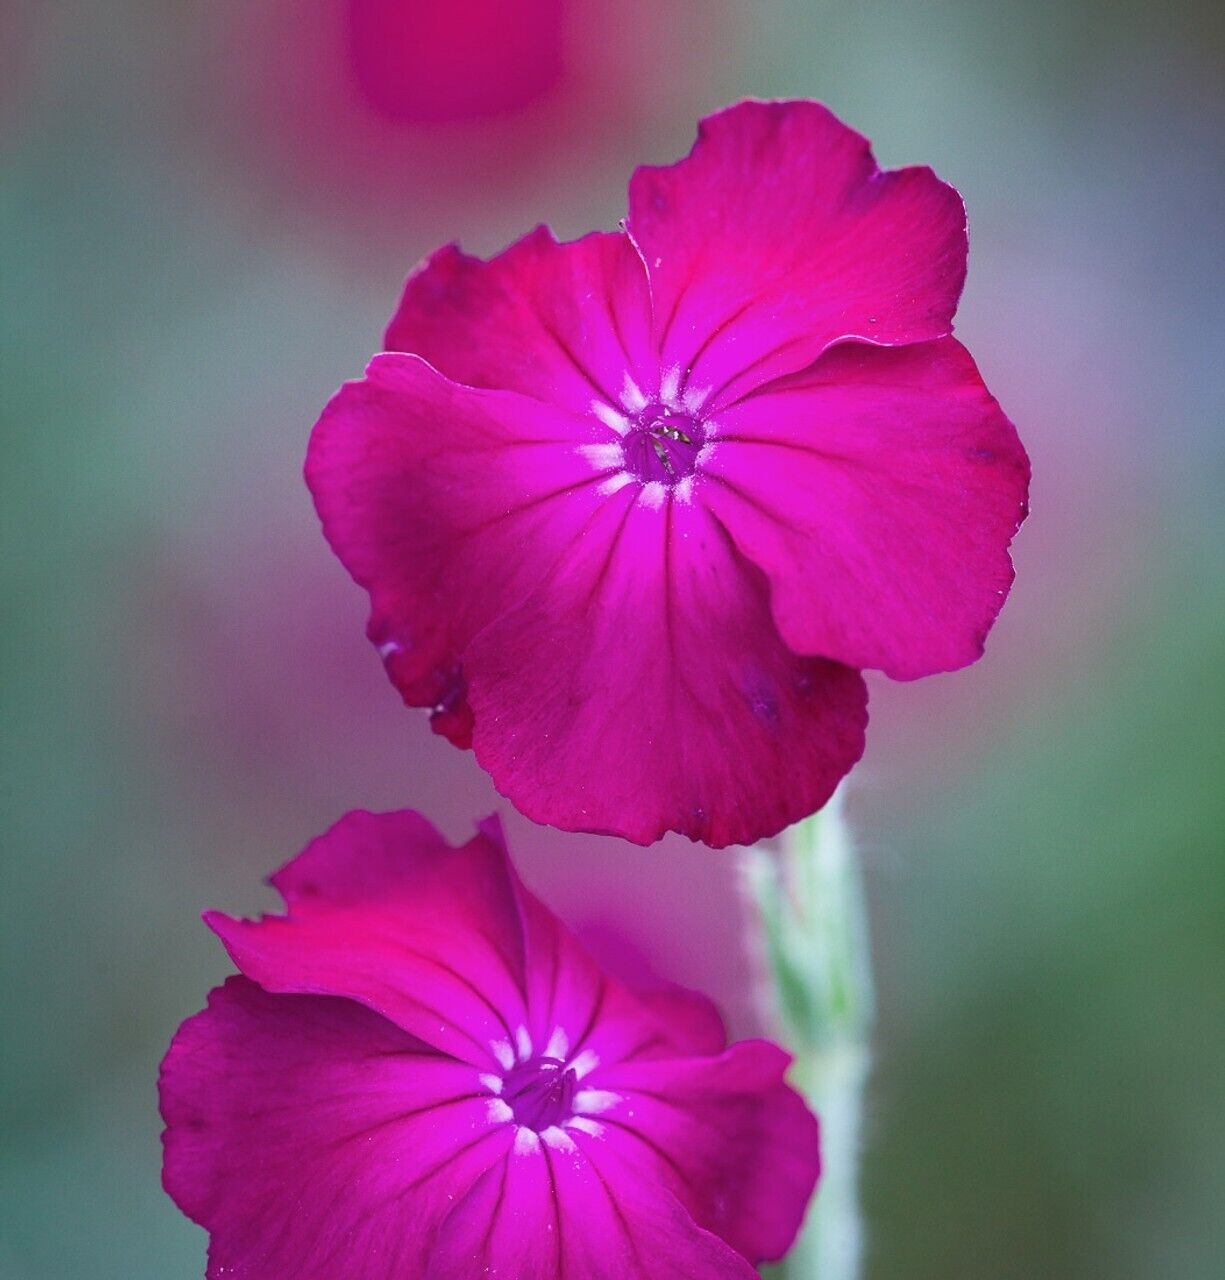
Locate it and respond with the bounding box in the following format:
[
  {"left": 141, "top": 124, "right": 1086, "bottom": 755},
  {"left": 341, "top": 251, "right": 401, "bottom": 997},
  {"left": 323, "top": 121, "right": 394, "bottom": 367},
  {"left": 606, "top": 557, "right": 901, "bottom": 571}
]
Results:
[
  {"left": 634, "top": 986, "right": 728, "bottom": 1056},
  {"left": 591, "top": 1041, "right": 821, "bottom": 1265},
  {"left": 385, "top": 226, "right": 655, "bottom": 415},
  {"left": 515, "top": 887, "right": 717, "bottom": 1073},
  {"left": 306, "top": 353, "right": 615, "bottom": 744},
  {"left": 425, "top": 1139, "right": 759, "bottom": 1279},
  {"left": 628, "top": 100, "right": 966, "bottom": 407},
  {"left": 701, "top": 337, "right": 1030, "bottom": 678},
  {"left": 205, "top": 810, "right": 529, "bottom": 1067},
  {"left": 463, "top": 490, "right": 868, "bottom": 846},
  {"left": 160, "top": 977, "right": 513, "bottom": 1280}
]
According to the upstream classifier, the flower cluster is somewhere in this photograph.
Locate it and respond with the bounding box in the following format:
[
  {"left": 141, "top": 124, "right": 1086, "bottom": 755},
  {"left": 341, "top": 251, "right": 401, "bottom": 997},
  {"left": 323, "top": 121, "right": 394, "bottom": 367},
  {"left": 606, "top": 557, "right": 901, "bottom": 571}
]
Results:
[
  {"left": 307, "top": 99, "right": 1028, "bottom": 848},
  {"left": 163, "top": 98, "right": 1027, "bottom": 1277},
  {"left": 160, "top": 811, "right": 819, "bottom": 1278}
]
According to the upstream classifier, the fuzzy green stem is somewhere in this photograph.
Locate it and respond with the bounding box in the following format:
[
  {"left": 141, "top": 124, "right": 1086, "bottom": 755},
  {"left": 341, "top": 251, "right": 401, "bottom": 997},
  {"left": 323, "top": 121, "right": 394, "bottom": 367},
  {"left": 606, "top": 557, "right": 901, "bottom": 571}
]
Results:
[{"left": 745, "top": 793, "right": 874, "bottom": 1280}]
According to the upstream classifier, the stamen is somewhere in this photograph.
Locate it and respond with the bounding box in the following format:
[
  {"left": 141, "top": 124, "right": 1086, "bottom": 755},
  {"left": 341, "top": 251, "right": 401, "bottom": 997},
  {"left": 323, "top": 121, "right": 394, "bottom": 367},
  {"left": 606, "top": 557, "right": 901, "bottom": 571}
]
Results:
[
  {"left": 501, "top": 1056, "right": 578, "bottom": 1131},
  {"left": 650, "top": 437, "right": 676, "bottom": 478},
  {"left": 620, "top": 401, "right": 707, "bottom": 487}
]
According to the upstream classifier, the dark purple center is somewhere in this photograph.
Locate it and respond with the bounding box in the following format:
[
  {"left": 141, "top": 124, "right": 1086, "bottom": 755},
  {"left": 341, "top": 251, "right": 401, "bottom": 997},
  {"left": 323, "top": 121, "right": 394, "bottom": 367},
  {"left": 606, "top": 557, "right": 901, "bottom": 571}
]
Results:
[
  {"left": 623, "top": 404, "right": 706, "bottom": 484},
  {"left": 502, "top": 1057, "right": 577, "bottom": 1131}
]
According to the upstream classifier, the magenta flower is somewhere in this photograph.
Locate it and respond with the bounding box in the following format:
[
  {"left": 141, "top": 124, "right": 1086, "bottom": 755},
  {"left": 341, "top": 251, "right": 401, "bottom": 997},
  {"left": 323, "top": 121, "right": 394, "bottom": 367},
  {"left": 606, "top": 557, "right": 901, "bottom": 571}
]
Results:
[
  {"left": 307, "top": 100, "right": 1029, "bottom": 847},
  {"left": 160, "top": 810, "right": 819, "bottom": 1277}
]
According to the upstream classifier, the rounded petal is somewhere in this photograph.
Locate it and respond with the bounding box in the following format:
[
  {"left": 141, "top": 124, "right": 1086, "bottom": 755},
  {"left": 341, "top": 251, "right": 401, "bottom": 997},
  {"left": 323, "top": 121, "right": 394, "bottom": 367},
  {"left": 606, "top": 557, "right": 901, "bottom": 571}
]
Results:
[
  {"left": 425, "top": 1140, "right": 759, "bottom": 1280},
  {"left": 591, "top": 1041, "right": 821, "bottom": 1265},
  {"left": 463, "top": 490, "right": 868, "bottom": 846},
  {"left": 385, "top": 226, "right": 656, "bottom": 414},
  {"left": 160, "top": 977, "right": 513, "bottom": 1280},
  {"left": 515, "top": 888, "right": 725, "bottom": 1073},
  {"left": 306, "top": 353, "right": 615, "bottom": 743},
  {"left": 628, "top": 100, "right": 967, "bottom": 407},
  {"left": 634, "top": 985, "right": 728, "bottom": 1056},
  {"left": 702, "top": 338, "right": 1030, "bottom": 678},
  {"left": 205, "top": 810, "right": 530, "bottom": 1066}
]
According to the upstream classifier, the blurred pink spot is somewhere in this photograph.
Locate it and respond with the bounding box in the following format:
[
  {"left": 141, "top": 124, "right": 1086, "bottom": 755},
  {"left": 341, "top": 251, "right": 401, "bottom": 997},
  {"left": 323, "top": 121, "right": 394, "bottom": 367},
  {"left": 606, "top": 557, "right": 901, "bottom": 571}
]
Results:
[
  {"left": 179, "top": 0, "right": 723, "bottom": 232},
  {"left": 347, "top": 0, "right": 564, "bottom": 123}
]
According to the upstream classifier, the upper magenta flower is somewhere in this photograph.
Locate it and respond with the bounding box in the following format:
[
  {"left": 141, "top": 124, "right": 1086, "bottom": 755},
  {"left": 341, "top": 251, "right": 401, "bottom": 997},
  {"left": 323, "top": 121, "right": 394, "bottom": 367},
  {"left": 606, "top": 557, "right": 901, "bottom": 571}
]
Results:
[
  {"left": 159, "top": 810, "right": 819, "bottom": 1277},
  {"left": 306, "top": 100, "right": 1029, "bottom": 847}
]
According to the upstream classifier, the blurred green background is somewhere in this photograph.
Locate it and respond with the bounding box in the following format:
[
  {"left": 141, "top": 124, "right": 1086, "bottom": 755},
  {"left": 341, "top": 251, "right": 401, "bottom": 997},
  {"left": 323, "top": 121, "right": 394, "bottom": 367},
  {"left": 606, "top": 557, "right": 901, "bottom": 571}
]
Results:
[{"left": 3, "top": 1, "right": 1223, "bottom": 1276}]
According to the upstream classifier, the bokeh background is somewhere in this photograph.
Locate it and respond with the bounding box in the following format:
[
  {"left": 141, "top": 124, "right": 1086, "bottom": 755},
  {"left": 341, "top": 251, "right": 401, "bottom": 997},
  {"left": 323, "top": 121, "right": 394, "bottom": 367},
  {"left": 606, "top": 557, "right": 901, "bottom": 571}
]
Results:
[{"left": 3, "top": 1, "right": 1223, "bottom": 1276}]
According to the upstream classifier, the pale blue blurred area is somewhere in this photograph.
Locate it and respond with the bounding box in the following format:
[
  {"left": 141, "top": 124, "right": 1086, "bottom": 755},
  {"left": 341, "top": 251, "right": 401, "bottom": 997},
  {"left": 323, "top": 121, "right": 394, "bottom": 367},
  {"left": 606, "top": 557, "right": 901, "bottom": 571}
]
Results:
[{"left": 2, "top": 1, "right": 1223, "bottom": 1276}]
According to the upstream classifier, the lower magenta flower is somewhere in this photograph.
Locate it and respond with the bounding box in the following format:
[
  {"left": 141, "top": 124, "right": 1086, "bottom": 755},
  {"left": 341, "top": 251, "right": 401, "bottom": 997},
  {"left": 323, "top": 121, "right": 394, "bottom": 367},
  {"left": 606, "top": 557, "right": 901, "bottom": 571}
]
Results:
[
  {"left": 159, "top": 810, "right": 820, "bottom": 1277},
  {"left": 306, "top": 99, "right": 1030, "bottom": 847}
]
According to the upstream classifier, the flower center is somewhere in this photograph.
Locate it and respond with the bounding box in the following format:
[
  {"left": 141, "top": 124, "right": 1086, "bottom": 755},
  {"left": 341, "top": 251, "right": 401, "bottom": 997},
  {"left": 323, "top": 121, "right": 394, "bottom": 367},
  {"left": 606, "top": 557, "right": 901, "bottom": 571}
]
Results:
[
  {"left": 501, "top": 1056, "right": 577, "bottom": 1131},
  {"left": 623, "top": 404, "right": 706, "bottom": 484}
]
